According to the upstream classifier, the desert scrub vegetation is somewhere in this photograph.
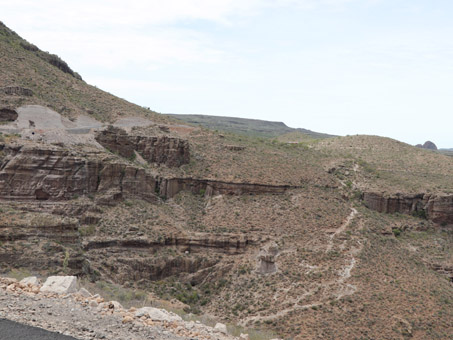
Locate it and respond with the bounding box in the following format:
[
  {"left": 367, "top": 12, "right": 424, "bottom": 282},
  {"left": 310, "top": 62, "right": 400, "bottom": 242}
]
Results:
[
  {"left": 80, "top": 280, "right": 148, "bottom": 308},
  {"left": 6, "top": 268, "right": 33, "bottom": 281},
  {"left": 78, "top": 224, "right": 96, "bottom": 237}
]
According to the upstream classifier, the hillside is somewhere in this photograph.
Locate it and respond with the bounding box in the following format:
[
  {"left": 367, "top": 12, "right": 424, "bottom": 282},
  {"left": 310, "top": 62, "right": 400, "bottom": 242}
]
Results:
[
  {"left": 0, "top": 21, "right": 167, "bottom": 123},
  {"left": 0, "top": 22, "right": 452, "bottom": 340}
]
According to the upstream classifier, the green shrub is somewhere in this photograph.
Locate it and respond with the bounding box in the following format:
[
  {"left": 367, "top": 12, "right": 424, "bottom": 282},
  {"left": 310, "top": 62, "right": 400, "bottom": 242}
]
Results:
[{"left": 392, "top": 228, "right": 401, "bottom": 237}]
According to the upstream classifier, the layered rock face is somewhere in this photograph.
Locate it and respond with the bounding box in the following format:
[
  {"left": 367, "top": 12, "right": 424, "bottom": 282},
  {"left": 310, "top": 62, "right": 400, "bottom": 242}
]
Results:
[
  {"left": 83, "top": 233, "right": 253, "bottom": 284},
  {"left": 363, "top": 192, "right": 453, "bottom": 226},
  {"left": 0, "top": 143, "right": 293, "bottom": 202},
  {"left": 157, "top": 177, "right": 294, "bottom": 198},
  {"left": 84, "top": 233, "right": 253, "bottom": 254},
  {"left": 95, "top": 126, "right": 190, "bottom": 167},
  {"left": 0, "top": 145, "right": 158, "bottom": 202},
  {"left": 0, "top": 217, "right": 79, "bottom": 244}
]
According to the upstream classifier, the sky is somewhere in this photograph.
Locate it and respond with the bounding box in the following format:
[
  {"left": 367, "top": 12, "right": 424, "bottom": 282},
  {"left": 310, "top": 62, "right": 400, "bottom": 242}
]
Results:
[{"left": 1, "top": 0, "right": 453, "bottom": 147}]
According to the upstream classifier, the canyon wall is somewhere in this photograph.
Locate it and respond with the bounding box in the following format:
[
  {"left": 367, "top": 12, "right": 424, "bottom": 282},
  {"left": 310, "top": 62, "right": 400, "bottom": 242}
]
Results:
[
  {"left": 0, "top": 144, "right": 293, "bottom": 202},
  {"left": 95, "top": 126, "right": 190, "bottom": 167},
  {"left": 363, "top": 192, "right": 453, "bottom": 226},
  {"left": 0, "top": 145, "right": 157, "bottom": 202}
]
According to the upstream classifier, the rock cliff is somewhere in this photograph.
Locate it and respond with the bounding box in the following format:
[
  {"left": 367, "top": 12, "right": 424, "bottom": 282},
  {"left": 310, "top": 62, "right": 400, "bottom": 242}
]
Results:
[
  {"left": 0, "top": 142, "right": 294, "bottom": 202},
  {"left": 0, "top": 144, "right": 157, "bottom": 202},
  {"left": 363, "top": 192, "right": 453, "bottom": 226},
  {"left": 95, "top": 126, "right": 190, "bottom": 167}
]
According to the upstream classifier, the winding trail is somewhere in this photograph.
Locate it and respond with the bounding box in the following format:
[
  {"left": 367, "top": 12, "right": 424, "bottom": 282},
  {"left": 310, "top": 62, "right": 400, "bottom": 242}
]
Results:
[
  {"left": 240, "top": 207, "right": 363, "bottom": 326},
  {"left": 326, "top": 208, "right": 358, "bottom": 252}
]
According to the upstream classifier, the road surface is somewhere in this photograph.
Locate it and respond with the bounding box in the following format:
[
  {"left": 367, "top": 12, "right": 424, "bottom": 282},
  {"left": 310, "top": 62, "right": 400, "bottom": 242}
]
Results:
[{"left": 0, "top": 319, "right": 78, "bottom": 340}]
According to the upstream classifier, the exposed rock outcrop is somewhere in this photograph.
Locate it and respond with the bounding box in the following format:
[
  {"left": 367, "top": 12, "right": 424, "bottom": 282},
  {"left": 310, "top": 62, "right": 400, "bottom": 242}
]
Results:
[
  {"left": 157, "top": 177, "right": 295, "bottom": 198},
  {"left": 0, "top": 144, "right": 296, "bottom": 202},
  {"left": 0, "top": 108, "right": 18, "bottom": 121},
  {"left": 83, "top": 233, "right": 253, "bottom": 254},
  {"left": 0, "top": 217, "right": 79, "bottom": 244},
  {"left": 415, "top": 141, "right": 438, "bottom": 150},
  {"left": 363, "top": 192, "right": 453, "bottom": 226},
  {"left": 0, "top": 86, "right": 33, "bottom": 96},
  {"left": 81, "top": 233, "right": 255, "bottom": 283},
  {"left": 95, "top": 126, "right": 190, "bottom": 167},
  {"left": 0, "top": 145, "right": 157, "bottom": 202},
  {"left": 257, "top": 242, "right": 279, "bottom": 274}
]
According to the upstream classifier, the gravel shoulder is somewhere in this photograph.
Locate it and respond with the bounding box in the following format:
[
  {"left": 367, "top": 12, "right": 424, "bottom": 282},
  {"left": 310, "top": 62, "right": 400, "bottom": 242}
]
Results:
[{"left": 0, "top": 277, "right": 239, "bottom": 340}]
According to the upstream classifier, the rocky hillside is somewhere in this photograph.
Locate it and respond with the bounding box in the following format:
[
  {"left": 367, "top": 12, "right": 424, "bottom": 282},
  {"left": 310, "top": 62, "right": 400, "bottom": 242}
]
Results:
[
  {"left": 0, "top": 22, "right": 452, "bottom": 340},
  {"left": 0, "top": 21, "right": 167, "bottom": 123},
  {"left": 0, "top": 275, "right": 246, "bottom": 340}
]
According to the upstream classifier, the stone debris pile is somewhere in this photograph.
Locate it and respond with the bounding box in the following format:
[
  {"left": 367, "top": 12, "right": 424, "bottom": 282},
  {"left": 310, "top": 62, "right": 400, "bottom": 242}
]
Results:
[{"left": 0, "top": 275, "right": 266, "bottom": 340}]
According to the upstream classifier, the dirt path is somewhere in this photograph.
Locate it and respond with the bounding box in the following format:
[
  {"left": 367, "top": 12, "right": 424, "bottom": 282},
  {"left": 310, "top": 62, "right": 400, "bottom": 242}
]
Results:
[
  {"left": 240, "top": 207, "right": 363, "bottom": 326},
  {"left": 326, "top": 208, "right": 358, "bottom": 252}
]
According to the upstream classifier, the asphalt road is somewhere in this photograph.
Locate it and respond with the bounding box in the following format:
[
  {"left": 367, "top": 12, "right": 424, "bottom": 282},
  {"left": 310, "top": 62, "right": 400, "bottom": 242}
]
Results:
[{"left": 0, "top": 319, "right": 78, "bottom": 340}]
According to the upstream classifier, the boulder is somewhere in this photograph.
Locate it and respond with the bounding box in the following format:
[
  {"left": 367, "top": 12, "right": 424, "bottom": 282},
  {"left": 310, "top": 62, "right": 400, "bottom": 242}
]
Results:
[
  {"left": 214, "top": 322, "right": 228, "bottom": 334},
  {"left": 20, "top": 276, "right": 40, "bottom": 286},
  {"left": 78, "top": 287, "right": 92, "bottom": 298},
  {"left": 40, "top": 276, "right": 77, "bottom": 294},
  {"left": 134, "top": 307, "right": 182, "bottom": 322},
  {"left": 122, "top": 315, "right": 134, "bottom": 324}
]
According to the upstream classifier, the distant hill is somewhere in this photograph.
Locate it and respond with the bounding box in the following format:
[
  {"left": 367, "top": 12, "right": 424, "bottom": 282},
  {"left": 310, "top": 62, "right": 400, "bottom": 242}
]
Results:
[
  {"left": 439, "top": 148, "right": 453, "bottom": 157},
  {"left": 166, "top": 113, "right": 335, "bottom": 140}
]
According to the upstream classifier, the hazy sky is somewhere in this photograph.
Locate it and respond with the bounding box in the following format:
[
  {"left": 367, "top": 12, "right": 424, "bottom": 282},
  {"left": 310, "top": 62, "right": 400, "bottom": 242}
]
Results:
[{"left": 2, "top": 0, "right": 453, "bottom": 147}]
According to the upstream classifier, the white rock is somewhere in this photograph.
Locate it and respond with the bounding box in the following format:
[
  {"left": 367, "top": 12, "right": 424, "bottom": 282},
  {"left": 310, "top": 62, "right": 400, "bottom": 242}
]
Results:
[
  {"left": 134, "top": 307, "right": 182, "bottom": 322},
  {"left": 78, "top": 288, "right": 92, "bottom": 298},
  {"left": 96, "top": 302, "right": 107, "bottom": 312},
  {"left": 40, "top": 276, "right": 77, "bottom": 294},
  {"left": 214, "top": 322, "right": 228, "bottom": 334},
  {"left": 239, "top": 333, "right": 250, "bottom": 340},
  {"left": 89, "top": 300, "right": 98, "bottom": 308},
  {"left": 20, "top": 276, "right": 40, "bottom": 286}
]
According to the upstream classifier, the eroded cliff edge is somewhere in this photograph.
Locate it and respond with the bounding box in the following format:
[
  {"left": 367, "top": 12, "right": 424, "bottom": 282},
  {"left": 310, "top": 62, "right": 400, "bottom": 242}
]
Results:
[{"left": 363, "top": 192, "right": 453, "bottom": 226}]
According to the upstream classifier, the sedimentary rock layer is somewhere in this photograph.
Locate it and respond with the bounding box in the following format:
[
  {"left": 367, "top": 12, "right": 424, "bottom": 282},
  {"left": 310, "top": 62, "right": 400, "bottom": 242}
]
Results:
[
  {"left": 95, "top": 126, "right": 190, "bottom": 167},
  {"left": 83, "top": 233, "right": 253, "bottom": 254},
  {"left": 0, "top": 145, "right": 157, "bottom": 202},
  {"left": 0, "top": 144, "right": 294, "bottom": 202},
  {"left": 157, "top": 177, "right": 296, "bottom": 198},
  {"left": 363, "top": 192, "right": 453, "bottom": 226}
]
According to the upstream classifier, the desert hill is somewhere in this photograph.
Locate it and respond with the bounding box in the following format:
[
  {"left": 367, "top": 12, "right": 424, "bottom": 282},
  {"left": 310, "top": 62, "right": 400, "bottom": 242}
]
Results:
[
  {"left": 0, "top": 22, "right": 451, "bottom": 339},
  {"left": 0, "top": 21, "right": 167, "bottom": 123}
]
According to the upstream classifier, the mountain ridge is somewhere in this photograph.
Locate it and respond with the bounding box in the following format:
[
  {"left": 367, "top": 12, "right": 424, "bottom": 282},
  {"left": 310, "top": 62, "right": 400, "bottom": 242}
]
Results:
[{"left": 166, "top": 113, "right": 335, "bottom": 140}]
